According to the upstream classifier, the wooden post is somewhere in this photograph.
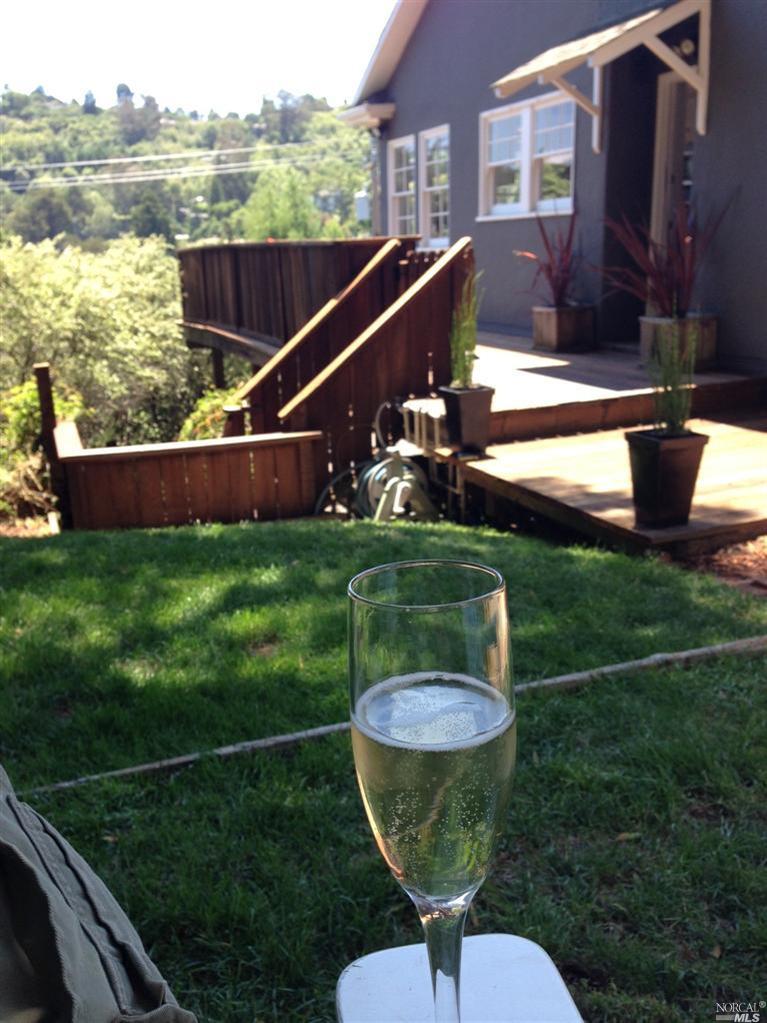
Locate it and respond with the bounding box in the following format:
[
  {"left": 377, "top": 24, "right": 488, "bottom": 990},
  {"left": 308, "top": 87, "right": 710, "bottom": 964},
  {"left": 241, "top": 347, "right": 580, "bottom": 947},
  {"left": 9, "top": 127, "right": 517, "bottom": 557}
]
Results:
[
  {"left": 212, "top": 348, "right": 225, "bottom": 389},
  {"left": 33, "top": 362, "right": 72, "bottom": 528},
  {"left": 223, "top": 404, "right": 246, "bottom": 437}
]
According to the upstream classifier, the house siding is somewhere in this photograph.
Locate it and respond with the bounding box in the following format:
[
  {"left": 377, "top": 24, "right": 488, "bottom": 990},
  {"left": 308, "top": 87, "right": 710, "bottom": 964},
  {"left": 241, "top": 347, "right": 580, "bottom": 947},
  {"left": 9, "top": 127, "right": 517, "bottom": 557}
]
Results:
[
  {"left": 692, "top": 0, "right": 767, "bottom": 376},
  {"left": 373, "top": 0, "right": 767, "bottom": 373}
]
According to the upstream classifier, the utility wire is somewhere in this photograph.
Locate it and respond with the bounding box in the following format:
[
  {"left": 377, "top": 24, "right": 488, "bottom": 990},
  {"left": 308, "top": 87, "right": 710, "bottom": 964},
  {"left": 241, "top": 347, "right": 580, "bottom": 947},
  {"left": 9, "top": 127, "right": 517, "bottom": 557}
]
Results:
[
  {"left": 6, "top": 151, "right": 366, "bottom": 191},
  {"left": 11, "top": 140, "right": 317, "bottom": 172}
]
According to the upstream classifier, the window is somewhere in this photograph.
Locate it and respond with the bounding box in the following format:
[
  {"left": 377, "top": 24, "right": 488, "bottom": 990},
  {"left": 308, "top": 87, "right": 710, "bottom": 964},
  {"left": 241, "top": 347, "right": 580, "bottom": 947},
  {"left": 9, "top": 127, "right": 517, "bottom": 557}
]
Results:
[
  {"left": 479, "top": 95, "right": 574, "bottom": 219},
  {"left": 388, "top": 135, "right": 416, "bottom": 235},
  {"left": 419, "top": 125, "right": 450, "bottom": 246},
  {"left": 533, "top": 102, "right": 574, "bottom": 211}
]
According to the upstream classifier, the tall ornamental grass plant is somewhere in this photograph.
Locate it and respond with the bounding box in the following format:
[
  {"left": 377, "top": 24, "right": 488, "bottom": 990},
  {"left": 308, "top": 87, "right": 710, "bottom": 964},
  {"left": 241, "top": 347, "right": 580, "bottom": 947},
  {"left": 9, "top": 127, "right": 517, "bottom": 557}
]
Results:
[{"left": 450, "top": 271, "right": 482, "bottom": 388}]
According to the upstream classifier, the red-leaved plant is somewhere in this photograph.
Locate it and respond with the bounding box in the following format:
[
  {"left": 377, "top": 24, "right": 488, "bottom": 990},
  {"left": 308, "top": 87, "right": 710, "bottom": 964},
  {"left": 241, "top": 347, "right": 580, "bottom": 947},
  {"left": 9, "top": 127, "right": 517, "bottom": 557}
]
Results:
[
  {"left": 602, "top": 201, "right": 727, "bottom": 318},
  {"left": 515, "top": 215, "right": 578, "bottom": 307}
]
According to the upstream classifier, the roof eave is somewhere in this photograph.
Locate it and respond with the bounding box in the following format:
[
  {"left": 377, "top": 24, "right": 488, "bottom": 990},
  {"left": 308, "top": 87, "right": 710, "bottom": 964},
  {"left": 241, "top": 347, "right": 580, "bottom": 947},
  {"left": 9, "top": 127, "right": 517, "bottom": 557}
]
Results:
[
  {"left": 352, "top": 0, "right": 429, "bottom": 105},
  {"left": 336, "top": 102, "right": 396, "bottom": 130}
]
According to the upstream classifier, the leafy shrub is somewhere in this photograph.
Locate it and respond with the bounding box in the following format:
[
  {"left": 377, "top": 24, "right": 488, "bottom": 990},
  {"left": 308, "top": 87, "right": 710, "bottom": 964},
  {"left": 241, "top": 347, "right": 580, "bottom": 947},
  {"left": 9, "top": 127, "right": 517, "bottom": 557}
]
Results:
[
  {"left": 0, "top": 379, "right": 84, "bottom": 518},
  {"left": 0, "top": 234, "right": 208, "bottom": 447},
  {"left": 178, "top": 388, "right": 237, "bottom": 441}
]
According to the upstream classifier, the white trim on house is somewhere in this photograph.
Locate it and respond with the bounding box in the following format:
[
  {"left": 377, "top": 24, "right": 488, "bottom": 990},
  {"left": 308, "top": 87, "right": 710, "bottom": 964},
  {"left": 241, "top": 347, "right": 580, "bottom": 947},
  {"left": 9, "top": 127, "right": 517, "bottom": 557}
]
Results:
[
  {"left": 352, "top": 0, "right": 429, "bottom": 105},
  {"left": 387, "top": 134, "right": 417, "bottom": 236},
  {"left": 491, "top": 0, "right": 711, "bottom": 153},
  {"left": 475, "top": 209, "right": 576, "bottom": 224},
  {"left": 418, "top": 124, "right": 450, "bottom": 248},
  {"left": 478, "top": 92, "right": 575, "bottom": 221},
  {"left": 337, "top": 102, "right": 396, "bottom": 129}
]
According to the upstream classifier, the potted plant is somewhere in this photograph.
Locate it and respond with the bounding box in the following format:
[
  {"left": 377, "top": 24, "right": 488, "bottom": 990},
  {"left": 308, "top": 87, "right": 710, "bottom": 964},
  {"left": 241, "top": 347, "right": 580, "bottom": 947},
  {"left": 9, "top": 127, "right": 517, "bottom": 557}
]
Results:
[
  {"left": 603, "top": 202, "right": 726, "bottom": 370},
  {"left": 625, "top": 321, "right": 708, "bottom": 528},
  {"left": 438, "top": 271, "right": 494, "bottom": 454},
  {"left": 515, "top": 215, "right": 595, "bottom": 351}
]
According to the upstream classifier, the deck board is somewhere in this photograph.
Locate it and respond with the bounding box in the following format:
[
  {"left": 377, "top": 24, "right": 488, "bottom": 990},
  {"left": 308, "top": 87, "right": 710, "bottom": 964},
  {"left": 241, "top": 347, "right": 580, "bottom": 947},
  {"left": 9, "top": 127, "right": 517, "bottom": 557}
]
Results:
[
  {"left": 405, "top": 335, "right": 765, "bottom": 445},
  {"left": 461, "top": 415, "right": 767, "bottom": 555}
]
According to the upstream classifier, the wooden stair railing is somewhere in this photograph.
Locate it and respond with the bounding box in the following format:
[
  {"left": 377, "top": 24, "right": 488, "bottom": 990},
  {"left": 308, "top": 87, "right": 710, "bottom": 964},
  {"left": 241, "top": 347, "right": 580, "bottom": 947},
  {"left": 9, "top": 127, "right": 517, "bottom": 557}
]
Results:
[
  {"left": 228, "top": 238, "right": 404, "bottom": 435},
  {"left": 277, "top": 237, "right": 474, "bottom": 490}
]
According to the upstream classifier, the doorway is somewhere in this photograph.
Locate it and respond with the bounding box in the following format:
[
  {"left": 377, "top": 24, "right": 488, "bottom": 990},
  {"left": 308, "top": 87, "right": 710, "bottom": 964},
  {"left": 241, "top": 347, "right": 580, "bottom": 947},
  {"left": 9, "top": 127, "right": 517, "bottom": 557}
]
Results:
[{"left": 650, "top": 71, "right": 696, "bottom": 248}]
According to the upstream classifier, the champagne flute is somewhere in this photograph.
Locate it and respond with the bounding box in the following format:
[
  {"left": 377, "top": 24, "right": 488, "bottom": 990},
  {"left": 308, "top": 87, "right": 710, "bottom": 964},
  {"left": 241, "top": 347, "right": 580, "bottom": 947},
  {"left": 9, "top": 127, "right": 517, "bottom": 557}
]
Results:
[{"left": 348, "top": 560, "right": 516, "bottom": 1023}]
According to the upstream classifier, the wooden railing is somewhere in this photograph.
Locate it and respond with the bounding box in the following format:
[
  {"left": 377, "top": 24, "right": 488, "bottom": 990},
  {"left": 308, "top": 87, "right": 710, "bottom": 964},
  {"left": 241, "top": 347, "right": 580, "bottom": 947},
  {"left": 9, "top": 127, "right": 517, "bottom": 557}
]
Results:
[
  {"left": 394, "top": 248, "right": 444, "bottom": 294},
  {"left": 278, "top": 237, "right": 474, "bottom": 485},
  {"left": 178, "top": 237, "right": 419, "bottom": 344},
  {"left": 52, "top": 419, "right": 324, "bottom": 530},
  {"left": 228, "top": 239, "right": 404, "bottom": 434}
]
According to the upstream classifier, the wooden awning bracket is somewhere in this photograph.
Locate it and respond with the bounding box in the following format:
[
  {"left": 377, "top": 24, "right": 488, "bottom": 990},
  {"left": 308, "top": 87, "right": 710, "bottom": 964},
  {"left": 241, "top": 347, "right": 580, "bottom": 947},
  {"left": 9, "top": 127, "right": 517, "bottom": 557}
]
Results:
[
  {"left": 586, "top": 0, "right": 710, "bottom": 152},
  {"left": 496, "top": 0, "right": 711, "bottom": 155}
]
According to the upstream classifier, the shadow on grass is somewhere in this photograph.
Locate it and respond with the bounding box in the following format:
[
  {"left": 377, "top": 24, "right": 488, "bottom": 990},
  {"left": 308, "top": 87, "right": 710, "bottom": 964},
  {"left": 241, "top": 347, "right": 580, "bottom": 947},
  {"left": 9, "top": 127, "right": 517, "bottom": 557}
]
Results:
[
  {"left": 1, "top": 519, "right": 765, "bottom": 788},
  {"left": 27, "top": 655, "right": 767, "bottom": 1023}
]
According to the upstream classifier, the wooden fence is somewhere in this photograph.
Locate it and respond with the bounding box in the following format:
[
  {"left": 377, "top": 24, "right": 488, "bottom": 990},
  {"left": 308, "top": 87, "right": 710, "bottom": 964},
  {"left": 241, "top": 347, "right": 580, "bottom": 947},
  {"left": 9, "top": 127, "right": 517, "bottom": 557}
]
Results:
[
  {"left": 278, "top": 237, "right": 474, "bottom": 486},
  {"left": 178, "top": 237, "right": 418, "bottom": 344},
  {"left": 34, "top": 236, "right": 469, "bottom": 530},
  {"left": 52, "top": 421, "right": 324, "bottom": 530}
]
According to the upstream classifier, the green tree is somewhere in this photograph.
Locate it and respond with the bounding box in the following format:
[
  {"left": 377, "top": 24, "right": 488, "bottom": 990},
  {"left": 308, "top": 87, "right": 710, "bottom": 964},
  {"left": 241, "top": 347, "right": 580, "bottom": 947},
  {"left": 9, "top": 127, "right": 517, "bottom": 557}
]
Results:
[
  {"left": 259, "top": 91, "right": 330, "bottom": 144},
  {"left": 0, "top": 234, "right": 207, "bottom": 445},
  {"left": 207, "top": 117, "right": 253, "bottom": 205},
  {"left": 116, "top": 83, "right": 133, "bottom": 105},
  {"left": 82, "top": 190, "right": 118, "bottom": 238},
  {"left": 240, "top": 164, "right": 321, "bottom": 240},
  {"left": 305, "top": 111, "right": 370, "bottom": 229},
  {"left": 130, "top": 188, "right": 174, "bottom": 240},
  {"left": 6, "top": 189, "right": 78, "bottom": 243}
]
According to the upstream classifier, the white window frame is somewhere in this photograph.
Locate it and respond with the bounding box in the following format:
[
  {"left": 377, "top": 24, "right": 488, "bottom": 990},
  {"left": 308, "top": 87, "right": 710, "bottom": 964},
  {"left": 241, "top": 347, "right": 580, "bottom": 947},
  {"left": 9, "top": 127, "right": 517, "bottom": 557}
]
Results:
[
  {"left": 387, "top": 134, "right": 416, "bottom": 236},
  {"left": 418, "top": 124, "right": 450, "bottom": 248},
  {"left": 477, "top": 92, "right": 575, "bottom": 222}
]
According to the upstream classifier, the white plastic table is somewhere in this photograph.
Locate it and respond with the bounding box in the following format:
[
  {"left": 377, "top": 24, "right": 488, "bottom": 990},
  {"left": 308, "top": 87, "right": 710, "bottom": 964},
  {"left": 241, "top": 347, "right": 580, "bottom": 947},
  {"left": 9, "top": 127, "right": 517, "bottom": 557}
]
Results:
[{"left": 336, "top": 933, "right": 584, "bottom": 1022}]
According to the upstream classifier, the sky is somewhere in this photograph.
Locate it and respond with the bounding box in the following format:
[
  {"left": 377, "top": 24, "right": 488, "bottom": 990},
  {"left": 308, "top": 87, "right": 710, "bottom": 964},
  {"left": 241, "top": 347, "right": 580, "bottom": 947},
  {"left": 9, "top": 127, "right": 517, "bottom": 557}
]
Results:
[{"left": 3, "top": 0, "right": 397, "bottom": 114}]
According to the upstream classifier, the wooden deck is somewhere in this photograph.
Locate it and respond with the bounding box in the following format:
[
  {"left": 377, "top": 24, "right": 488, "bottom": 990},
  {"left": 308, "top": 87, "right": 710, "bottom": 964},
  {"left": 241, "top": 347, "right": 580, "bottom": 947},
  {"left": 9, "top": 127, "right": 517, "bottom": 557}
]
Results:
[
  {"left": 406, "top": 334, "right": 764, "bottom": 444},
  {"left": 457, "top": 414, "right": 767, "bottom": 556}
]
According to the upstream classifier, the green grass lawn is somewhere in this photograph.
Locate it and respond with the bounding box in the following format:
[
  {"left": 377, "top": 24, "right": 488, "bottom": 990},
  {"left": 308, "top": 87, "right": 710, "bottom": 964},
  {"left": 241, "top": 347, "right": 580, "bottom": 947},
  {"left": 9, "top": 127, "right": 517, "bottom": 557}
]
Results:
[{"left": 1, "top": 520, "right": 765, "bottom": 1022}]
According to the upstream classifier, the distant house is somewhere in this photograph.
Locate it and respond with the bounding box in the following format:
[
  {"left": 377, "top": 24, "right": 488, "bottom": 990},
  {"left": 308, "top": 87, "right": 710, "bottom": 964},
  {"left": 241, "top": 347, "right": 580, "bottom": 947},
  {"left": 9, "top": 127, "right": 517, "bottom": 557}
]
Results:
[{"left": 340, "top": 0, "right": 766, "bottom": 374}]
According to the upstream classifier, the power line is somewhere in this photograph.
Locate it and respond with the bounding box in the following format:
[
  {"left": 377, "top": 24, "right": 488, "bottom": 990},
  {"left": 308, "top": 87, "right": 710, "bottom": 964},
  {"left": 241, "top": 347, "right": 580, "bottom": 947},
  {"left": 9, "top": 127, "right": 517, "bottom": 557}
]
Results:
[
  {"left": 10, "top": 140, "right": 317, "bottom": 172},
  {"left": 6, "top": 151, "right": 367, "bottom": 191}
]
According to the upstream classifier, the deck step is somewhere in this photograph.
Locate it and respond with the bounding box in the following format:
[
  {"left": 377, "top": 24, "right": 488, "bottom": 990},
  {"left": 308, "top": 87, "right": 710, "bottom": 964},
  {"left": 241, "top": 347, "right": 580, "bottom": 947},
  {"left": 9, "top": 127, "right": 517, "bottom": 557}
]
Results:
[
  {"left": 458, "top": 414, "right": 767, "bottom": 557},
  {"left": 403, "top": 375, "right": 767, "bottom": 448}
]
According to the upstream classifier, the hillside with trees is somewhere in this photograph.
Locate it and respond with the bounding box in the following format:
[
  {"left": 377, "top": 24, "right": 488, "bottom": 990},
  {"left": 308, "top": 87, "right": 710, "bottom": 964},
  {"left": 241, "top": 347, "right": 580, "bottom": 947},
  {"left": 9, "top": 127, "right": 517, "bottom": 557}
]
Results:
[
  {"left": 1, "top": 86, "right": 372, "bottom": 245},
  {"left": 0, "top": 87, "right": 372, "bottom": 519}
]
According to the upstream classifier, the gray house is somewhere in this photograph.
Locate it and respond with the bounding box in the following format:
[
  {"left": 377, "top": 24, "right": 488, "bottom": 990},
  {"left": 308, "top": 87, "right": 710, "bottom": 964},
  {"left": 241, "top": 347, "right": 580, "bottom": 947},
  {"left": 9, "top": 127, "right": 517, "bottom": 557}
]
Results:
[{"left": 341, "top": 0, "right": 766, "bottom": 374}]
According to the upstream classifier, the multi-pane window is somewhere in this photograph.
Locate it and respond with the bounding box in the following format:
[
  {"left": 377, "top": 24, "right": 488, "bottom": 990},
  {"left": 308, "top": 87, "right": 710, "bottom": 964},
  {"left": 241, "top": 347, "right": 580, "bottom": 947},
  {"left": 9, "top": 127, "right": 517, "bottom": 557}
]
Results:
[
  {"left": 487, "top": 113, "right": 522, "bottom": 214},
  {"left": 388, "top": 136, "right": 416, "bottom": 235},
  {"left": 419, "top": 125, "right": 450, "bottom": 246},
  {"left": 480, "top": 96, "right": 574, "bottom": 218},
  {"left": 533, "top": 102, "right": 574, "bottom": 210}
]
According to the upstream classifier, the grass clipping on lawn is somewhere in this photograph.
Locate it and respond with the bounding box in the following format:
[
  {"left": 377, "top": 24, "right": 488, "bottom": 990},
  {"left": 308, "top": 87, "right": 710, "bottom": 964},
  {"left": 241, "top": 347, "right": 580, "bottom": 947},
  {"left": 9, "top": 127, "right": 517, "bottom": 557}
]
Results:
[{"left": 1, "top": 519, "right": 766, "bottom": 1023}]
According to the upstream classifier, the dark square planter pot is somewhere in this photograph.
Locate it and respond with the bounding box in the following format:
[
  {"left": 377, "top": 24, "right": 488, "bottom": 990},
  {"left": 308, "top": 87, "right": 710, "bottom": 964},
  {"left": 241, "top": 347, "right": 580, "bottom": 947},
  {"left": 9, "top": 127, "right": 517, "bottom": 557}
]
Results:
[
  {"left": 625, "top": 428, "right": 709, "bottom": 528},
  {"left": 438, "top": 385, "right": 494, "bottom": 454}
]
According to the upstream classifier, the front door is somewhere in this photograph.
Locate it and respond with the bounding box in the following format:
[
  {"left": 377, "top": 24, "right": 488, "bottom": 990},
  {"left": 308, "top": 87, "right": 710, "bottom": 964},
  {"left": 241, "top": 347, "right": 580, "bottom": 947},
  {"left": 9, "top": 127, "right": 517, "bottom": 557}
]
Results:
[{"left": 650, "top": 71, "right": 696, "bottom": 250}]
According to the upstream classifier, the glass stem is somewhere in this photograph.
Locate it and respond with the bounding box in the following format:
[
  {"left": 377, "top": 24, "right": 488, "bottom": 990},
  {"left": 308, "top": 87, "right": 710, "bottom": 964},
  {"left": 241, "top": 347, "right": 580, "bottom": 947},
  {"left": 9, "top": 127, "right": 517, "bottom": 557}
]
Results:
[{"left": 411, "top": 892, "right": 473, "bottom": 1023}]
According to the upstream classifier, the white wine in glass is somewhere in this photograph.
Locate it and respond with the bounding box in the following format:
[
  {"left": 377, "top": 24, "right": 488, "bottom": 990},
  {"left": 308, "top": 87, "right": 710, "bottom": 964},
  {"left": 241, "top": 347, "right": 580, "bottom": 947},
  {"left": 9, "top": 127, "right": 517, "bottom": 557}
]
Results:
[{"left": 349, "top": 561, "right": 516, "bottom": 1023}]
